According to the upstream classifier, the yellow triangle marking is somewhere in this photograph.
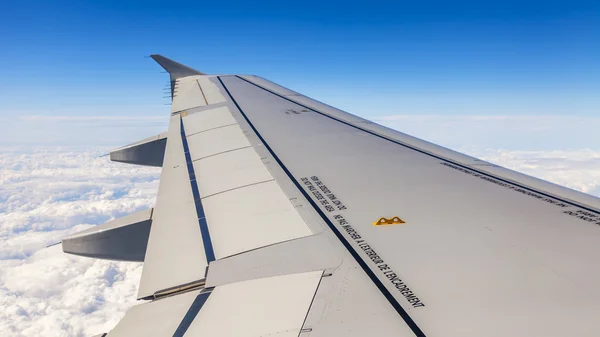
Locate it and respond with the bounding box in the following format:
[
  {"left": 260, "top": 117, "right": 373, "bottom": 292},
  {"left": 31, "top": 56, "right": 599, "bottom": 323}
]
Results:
[{"left": 373, "top": 216, "right": 406, "bottom": 226}]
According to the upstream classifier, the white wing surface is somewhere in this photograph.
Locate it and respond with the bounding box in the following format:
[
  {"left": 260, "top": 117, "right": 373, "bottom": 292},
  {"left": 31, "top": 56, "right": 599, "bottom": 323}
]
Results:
[{"left": 63, "top": 55, "right": 600, "bottom": 337}]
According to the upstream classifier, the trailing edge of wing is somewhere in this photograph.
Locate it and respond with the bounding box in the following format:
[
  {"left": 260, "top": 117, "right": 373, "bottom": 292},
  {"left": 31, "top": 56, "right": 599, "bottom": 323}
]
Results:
[{"left": 150, "top": 54, "right": 205, "bottom": 80}]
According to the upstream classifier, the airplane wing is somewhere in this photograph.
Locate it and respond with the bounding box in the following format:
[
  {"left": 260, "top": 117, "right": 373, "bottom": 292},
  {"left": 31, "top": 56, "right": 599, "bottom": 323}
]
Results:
[{"left": 62, "top": 55, "right": 600, "bottom": 337}]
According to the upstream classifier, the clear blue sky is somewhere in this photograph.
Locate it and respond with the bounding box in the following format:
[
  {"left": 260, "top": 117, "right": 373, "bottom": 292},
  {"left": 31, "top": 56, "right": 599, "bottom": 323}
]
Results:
[{"left": 0, "top": 0, "right": 599, "bottom": 147}]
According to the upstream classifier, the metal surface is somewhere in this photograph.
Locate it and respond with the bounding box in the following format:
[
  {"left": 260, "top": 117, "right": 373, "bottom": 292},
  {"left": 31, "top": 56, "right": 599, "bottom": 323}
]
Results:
[
  {"left": 70, "top": 56, "right": 600, "bottom": 337},
  {"left": 185, "top": 124, "right": 251, "bottom": 160},
  {"left": 106, "top": 289, "right": 205, "bottom": 337},
  {"left": 185, "top": 271, "right": 323, "bottom": 337},
  {"left": 62, "top": 208, "right": 152, "bottom": 261},
  {"left": 182, "top": 106, "right": 236, "bottom": 135},
  {"left": 137, "top": 114, "right": 209, "bottom": 300},
  {"left": 201, "top": 180, "right": 312, "bottom": 259},
  {"left": 171, "top": 77, "right": 208, "bottom": 112},
  {"left": 109, "top": 133, "right": 167, "bottom": 167},
  {"left": 191, "top": 146, "right": 273, "bottom": 197},
  {"left": 150, "top": 54, "right": 204, "bottom": 79},
  {"left": 218, "top": 75, "right": 600, "bottom": 336}
]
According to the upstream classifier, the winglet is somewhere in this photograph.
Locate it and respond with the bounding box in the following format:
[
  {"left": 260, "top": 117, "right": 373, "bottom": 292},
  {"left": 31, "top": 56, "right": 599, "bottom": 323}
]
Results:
[{"left": 150, "top": 54, "right": 204, "bottom": 80}]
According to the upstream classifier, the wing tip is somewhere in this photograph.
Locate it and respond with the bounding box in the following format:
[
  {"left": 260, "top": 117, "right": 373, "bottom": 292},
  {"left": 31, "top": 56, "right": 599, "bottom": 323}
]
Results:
[{"left": 150, "top": 54, "right": 205, "bottom": 79}]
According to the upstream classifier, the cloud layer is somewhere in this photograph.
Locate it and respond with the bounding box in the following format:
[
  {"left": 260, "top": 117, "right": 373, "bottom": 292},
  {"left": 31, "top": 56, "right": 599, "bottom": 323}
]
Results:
[
  {"left": 1, "top": 144, "right": 600, "bottom": 336},
  {"left": 0, "top": 147, "right": 159, "bottom": 337}
]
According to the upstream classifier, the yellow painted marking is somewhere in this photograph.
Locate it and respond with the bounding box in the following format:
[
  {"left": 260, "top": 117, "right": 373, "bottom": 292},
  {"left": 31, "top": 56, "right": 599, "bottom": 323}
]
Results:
[{"left": 373, "top": 216, "right": 405, "bottom": 226}]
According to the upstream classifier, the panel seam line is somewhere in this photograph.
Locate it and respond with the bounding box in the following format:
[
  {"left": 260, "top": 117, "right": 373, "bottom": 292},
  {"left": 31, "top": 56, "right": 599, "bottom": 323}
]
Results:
[
  {"left": 186, "top": 123, "right": 238, "bottom": 137},
  {"left": 196, "top": 79, "right": 209, "bottom": 105},
  {"left": 200, "top": 179, "right": 275, "bottom": 200},
  {"left": 191, "top": 145, "right": 253, "bottom": 162},
  {"left": 297, "top": 270, "right": 325, "bottom": 337}
]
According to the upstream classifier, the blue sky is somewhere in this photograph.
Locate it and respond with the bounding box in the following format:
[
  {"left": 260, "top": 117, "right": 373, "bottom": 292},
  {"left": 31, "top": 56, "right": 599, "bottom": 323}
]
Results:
[{"left": 0, "top": 0, "right": 599, "bottom": 147}]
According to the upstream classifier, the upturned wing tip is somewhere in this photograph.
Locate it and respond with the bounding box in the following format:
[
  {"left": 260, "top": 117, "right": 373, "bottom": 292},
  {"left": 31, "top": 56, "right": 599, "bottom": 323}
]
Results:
[{"left": 150, "top": 54, "right": 205, "bottom": 79}]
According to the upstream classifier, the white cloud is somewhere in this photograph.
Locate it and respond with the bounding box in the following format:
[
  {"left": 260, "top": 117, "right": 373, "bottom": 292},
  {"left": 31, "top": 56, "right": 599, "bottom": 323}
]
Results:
[
  {"left": 0, "top": 147, "right": 159, "bottom": 336},
  {"left": 1, "top": 142, "right": 600, "bottom": 336}
]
